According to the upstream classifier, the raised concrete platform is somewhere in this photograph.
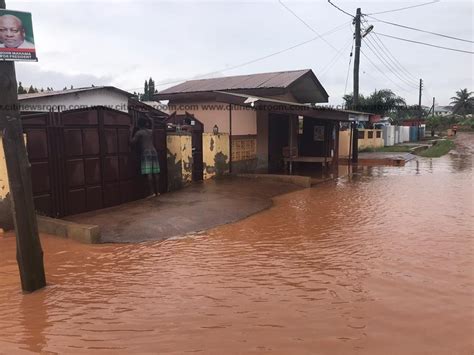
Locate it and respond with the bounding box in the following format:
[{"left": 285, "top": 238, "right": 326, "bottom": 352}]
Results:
[
  {"left": 66, "top": 177, "right": 301, "bottom": 243},
  {"left": 37, "top": 216, "right": 101, "bottom": 244}
]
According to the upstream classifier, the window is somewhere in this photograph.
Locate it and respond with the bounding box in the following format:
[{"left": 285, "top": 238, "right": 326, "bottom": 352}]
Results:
[
  {"left": 358, "top": 131, "right": 365, "bottom": 139},
  {"left": 232, "top": 138, "right": 257, "bottom": 161},
  {"left": 298, "top": 116, "right": 304, "bottom": 135},
  {"left": 376, "top": 131, "right": 382, "bottom": 138},
  {"left": 368, "top": 131, "right": 374, "bottom": 139}
]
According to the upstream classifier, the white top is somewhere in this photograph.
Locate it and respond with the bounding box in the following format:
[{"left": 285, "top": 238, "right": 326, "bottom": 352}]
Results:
[{"left": 0, "top": 40, "right": 35, "bottom": 49}]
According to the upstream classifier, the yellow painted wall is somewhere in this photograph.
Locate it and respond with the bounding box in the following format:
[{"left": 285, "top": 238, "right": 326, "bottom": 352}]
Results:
[
  {"left": 0, "top": 135, "right": 9, "bottom": 199},
  {"left": 166, "top": 133, "right": 193, "bottom": 191},
  {"left": 358, "top": 129, "right": 384, "bottom": 150},
  {"left": 339, "top": 130, "right": 351, "bottom": 158},
  {"left": 203, "top": 133, "right": 230, "bottom": 180},
  {"left": 339, "top": 129, "right": 384, "bottom": 156}
]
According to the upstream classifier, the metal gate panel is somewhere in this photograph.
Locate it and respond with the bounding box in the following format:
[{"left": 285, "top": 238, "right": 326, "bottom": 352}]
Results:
[
  {"left": 22, "top": 113, "right": 55, "bottom": 217},
  {"left": 22, "top": 107, "right": 168, "bottom": 218}
]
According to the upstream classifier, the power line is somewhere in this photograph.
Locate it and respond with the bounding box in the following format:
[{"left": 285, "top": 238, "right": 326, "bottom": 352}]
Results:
[
  {"left": 375, "top": 32, "right": 474, "bottom": 54},
  {"left": 125, "top": 20, "right": 352, "bottom": 93},
  {"left": 320, "top": 36, "right": 354, "bottom": 78},
  {"left": 369, "top": 31, "right": 419, "bottom": 81},
  {"left": 344, "top": 40, "right": 354, "bottom": 96},
  {"left": 361, "top": 17, "right": 418, "bottom": 82},
  {"left": 278, "top": 0, "right": 339, "bottom": 52},
  {"left": 327, "top": 0, "right": 354, "bottom": 18},
  {"left": 365, "top": 0, "right": 440, "bottom": 15},
  {"left": 362, "top": 27, "right": 419, "bottom": 87},
  {"left": 366, "top": 16, "right": 474, "bottom": 44},
  {"left": 363, "top": 36, "right": 419, "bottom": 90},
  {"left": 360, "top": 49, "right": 411, "bottom": 93}
]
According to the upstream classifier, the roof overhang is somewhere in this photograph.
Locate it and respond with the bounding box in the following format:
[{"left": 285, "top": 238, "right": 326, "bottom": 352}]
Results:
[{"left": 213, "top": 91, "right": 370, "bottom": 122}]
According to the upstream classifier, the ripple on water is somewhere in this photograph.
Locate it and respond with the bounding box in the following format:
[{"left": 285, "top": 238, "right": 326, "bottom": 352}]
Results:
[{"left": 0, "top": 153, "right": 473, "bottom": 354}]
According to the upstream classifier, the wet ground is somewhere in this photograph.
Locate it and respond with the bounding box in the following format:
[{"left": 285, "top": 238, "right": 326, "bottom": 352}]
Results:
[
  {"left": 66, "top": 177, "right": 301, "bottom": 243},
  {"left": 0, "top": 133, "right": 472, "bottom": 354}
]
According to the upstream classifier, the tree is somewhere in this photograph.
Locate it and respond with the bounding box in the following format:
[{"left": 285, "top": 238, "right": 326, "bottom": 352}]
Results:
[
  {"left": 140, "top": 77, "right": 157, "bottom": 101},
  {"left": 450, "top": 88, "right": 474, "bottom": 118},
  {"left": 148, "top": 77, "right": 155, "bottom": 96},
  {"left": 343, "top": 89, "right": 406, "bottom": 116},
  {"left": 27, "top": 85, "right": 36, "bottom": 94},
  {"left": 142, "top": 80, "right": 149, "bottom": 101}
]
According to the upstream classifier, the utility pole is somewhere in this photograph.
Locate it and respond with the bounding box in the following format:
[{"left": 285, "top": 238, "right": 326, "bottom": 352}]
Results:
[
  {"left": 0, "top": 1, "right": 46, "bottom": 292},
  {"left": 351, "top": 7, "right": 362, "bottom": 163},
  {"left": 418, "top": 79, "right": 423, "bottom": 118},
  {"left": 432, "top": 97, "right": 435, "bottom": 119},
  {"left": 418, "top": 78, "right": 423, "bottom": 140}
]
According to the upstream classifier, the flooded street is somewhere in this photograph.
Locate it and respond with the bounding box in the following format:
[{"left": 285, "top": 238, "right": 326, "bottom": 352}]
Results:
[{"left": 1, "top": 146, "right": 473, "bottom": 353}]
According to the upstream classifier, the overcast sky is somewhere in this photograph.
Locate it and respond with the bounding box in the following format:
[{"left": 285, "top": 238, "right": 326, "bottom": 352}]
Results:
[{"left": 7, "top": 0, "right": 474, "bottom": 106}]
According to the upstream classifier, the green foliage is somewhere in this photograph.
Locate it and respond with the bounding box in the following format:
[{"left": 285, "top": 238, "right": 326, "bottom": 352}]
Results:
[
  {"left": 140, "top": 77, "right": 156, "bottom": 101},
  {"left": 343, "top": 89, "right": 406, "bottom": 115},
  {"left": 419, "top": 139, "right": 455, "bottom": 158},
  {"left": 450, "top": 88, "right": 474, "bottom": 118}
]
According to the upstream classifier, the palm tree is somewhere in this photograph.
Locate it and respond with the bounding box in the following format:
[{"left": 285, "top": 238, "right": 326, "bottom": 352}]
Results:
[{"left": 450, "top": 89, "right": 474, "bottom": 118}]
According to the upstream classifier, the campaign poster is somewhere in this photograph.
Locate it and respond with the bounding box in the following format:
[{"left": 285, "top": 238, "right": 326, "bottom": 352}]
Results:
[{"left": 0, "top": 9, "right": 37, "bottom": 61}]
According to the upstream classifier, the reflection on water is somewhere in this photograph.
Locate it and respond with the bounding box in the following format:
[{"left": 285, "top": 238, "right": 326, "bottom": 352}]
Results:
[{"left": 0, "top": 153, "right": 473, "bottom": 354}]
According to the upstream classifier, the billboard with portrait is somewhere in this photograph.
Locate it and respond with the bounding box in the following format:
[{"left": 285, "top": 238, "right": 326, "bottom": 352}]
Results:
[{"left": 0, "top": 9, "right": 37, "bottom": 61}]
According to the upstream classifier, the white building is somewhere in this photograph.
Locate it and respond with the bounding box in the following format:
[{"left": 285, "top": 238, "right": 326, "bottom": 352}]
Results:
[{"left": 18, "top": 86, "right": 133, "bottom": 113}]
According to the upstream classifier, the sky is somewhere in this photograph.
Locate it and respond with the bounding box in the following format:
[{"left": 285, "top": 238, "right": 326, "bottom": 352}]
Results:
[{"left": 6, "top": 0, "right": 474, "bottom": 106}]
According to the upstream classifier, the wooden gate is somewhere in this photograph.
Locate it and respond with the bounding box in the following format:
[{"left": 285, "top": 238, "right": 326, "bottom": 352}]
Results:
[{"left": 22, "top": 107, "right": 167, "bottom": 218}]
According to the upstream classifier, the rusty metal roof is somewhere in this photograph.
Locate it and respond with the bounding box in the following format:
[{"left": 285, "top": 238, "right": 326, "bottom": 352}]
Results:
[
  {"left": 160, "top": 69, "right": 312, "bottom": 93},
  {"left": 157, "top": 69, "right": 329, "bottom": 104}
]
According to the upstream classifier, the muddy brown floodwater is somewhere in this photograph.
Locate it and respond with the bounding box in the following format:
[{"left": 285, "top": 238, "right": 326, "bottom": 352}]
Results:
[{"left": 1, "top": 138, "right": 473, "bottom": 354}]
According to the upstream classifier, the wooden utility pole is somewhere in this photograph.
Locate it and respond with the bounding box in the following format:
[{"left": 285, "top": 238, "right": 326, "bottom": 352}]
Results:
[
  {"left": 432, "top": 97, "right": 435, "bottom": 118},
  {"left": 351, "top": 7, "right": 362, "bottom": 163},
  {"left": 0, "top": 1, "right": 46, "bottom": 292}
]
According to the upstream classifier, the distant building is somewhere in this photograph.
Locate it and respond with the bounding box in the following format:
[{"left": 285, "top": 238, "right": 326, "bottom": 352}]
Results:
[
  {"left": 434, "top": 106, "right": 453, "bottom": 116},
  {"left": 155, "top": 69, "right": 370, "bottom": 173},
  {"left": 19, "top": 86, "right": 133, "bottom": 113}
]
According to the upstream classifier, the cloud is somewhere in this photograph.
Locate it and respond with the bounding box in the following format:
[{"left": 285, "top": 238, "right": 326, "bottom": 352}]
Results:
[{"left": 15, "top": 63, "right": 114, "bottom": 90}]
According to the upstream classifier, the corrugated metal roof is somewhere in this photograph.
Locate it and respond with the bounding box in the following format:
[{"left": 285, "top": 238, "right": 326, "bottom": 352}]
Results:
[
  {"left": 159, "top": 69, "right": 313, "bottom": 94},
  {"left": 18, "top": 86, "right": 132, "bottom": 100}
]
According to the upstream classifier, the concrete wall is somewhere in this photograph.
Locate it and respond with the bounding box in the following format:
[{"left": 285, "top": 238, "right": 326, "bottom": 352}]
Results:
[
  {"left": 358, "top": 129, "right": 384, "bottom": 150},
  {"left": 171, "top": 101, "right": 257, "bottom": 135},
  {"left": 166, "top": 133, "right": 193, "bottom": 191},
  {"left": 19, "top": 89, "right": 129, "bottom": 112},
  {"left": 203, "top": 133, "right": 230, "bottom": 180},
  {"left": 339, "top": 129, "right": 383, "bottom": 155},
  {"left": 0, "top": 135, "right": 13, "bottom": 231}
]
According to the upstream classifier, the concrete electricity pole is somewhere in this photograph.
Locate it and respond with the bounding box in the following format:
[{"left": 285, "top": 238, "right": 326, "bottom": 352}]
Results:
[
  {"left": 418, "top": 79, "right": 423, "bottom": 118},
  {"left": 418, "top": 79, "right": 423, "bottom": 140},
  {"left": 0, "top": 1, "right": 46, "bottom": 292},
  {"left": 351, "top": 7, "right": 362, "bottom": 163}
]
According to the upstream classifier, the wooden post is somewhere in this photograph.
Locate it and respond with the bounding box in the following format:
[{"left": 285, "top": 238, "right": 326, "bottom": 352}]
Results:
[
  {"left": 351, "top": 7, "right": 361, "bottom": 163},
  {"left": 0, "top": 1, "right": 46, "bottom": 292}
]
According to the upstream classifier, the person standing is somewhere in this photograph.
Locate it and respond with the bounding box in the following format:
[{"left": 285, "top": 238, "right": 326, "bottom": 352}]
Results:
[{"left": 130, "top": 116, "right": 160, "bottom": 196}]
